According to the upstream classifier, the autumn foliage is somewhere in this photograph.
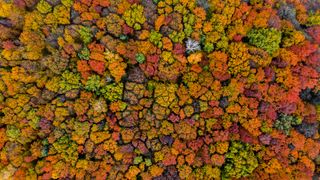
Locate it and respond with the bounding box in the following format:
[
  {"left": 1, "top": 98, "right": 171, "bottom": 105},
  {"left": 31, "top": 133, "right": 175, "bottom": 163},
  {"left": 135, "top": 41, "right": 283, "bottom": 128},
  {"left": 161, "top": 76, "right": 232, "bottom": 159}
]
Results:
[{"left": 0, "top": 0, "right": 319, "bottom": 179}]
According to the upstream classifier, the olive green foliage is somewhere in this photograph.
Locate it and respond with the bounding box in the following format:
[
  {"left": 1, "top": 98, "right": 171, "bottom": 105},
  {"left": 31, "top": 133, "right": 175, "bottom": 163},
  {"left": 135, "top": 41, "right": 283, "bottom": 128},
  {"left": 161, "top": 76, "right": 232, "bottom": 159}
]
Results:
[
  {"left": 183, "top": 14, "right": 195, "bottom": 37},
  {"left": 222, "top": 141, "right": 258, "bottom": 179},
  {"left": 149, "top": 30, "right": 163, "bottom": 48},
  {"left": 203, "top": 42, "right": 214, "bottom": 53},
  {"left": 100, "top": 83, "right": 123, "bottom": 102},
  {"left": 247, "top": 28, "right": 282, "bottom": 54},
  {"left": 6, "top": 125, "right": 21, "bottom": 140},
  {"left": 59, "top": 70, "right": 81, "bottom": 92},
  {"left": 77, "top": 26, "right": 93, "bottom": 44},
  {"left": 274, "top": 114, "right": 302, "bottom": 135},
  {"left": 85, "top": 75, "right": 101, "bottom": 94},
  {"left": 135, "top": 53, "right": 146, "bottom": 64},
  {"left": 133, "top": 156, "right": 143, "bottom": 164},
  {"left": 145, "top": 158, "right": 152, "bottom": 166},
  {"left": 52, "top": 135, "right": 78, "bottom": 165},
  {"left": 123, "top": 4, "right": 146, "bottom": 30},
  {"left": 169, "top": 31, "right": 185, "bottom": 43},
  {"left": 85, "top": 75, "right": 123, "bottom": 102},
  {"left": 78, "top": 46, "right": 90, "bottom": 60},
  {"left": 307, "top": 13, "right": 320, "bottom": 26},
  {"left": 37, "top": 0, "right": 52, "bottom": 14}
]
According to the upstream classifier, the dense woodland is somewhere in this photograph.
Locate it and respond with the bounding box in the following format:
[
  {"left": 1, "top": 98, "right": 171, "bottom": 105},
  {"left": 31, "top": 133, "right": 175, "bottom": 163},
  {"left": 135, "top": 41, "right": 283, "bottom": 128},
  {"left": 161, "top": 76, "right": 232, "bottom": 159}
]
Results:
[{"left": 0, "top": 0, "right": 319, "bottom": 179}]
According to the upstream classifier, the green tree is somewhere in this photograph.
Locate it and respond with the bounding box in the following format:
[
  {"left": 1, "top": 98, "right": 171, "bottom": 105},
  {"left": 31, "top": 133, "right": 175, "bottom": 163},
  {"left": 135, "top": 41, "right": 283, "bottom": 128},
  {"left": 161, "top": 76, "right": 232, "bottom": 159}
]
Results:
[
  {"left": 247, "top": 28, "right": 281, "bottom": 54},
  {"left": 274, "top": 114, "right": 302, "bottom": 135},
  {"left": 222, "top": 141, "right": 258, "bottom": 179}
]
